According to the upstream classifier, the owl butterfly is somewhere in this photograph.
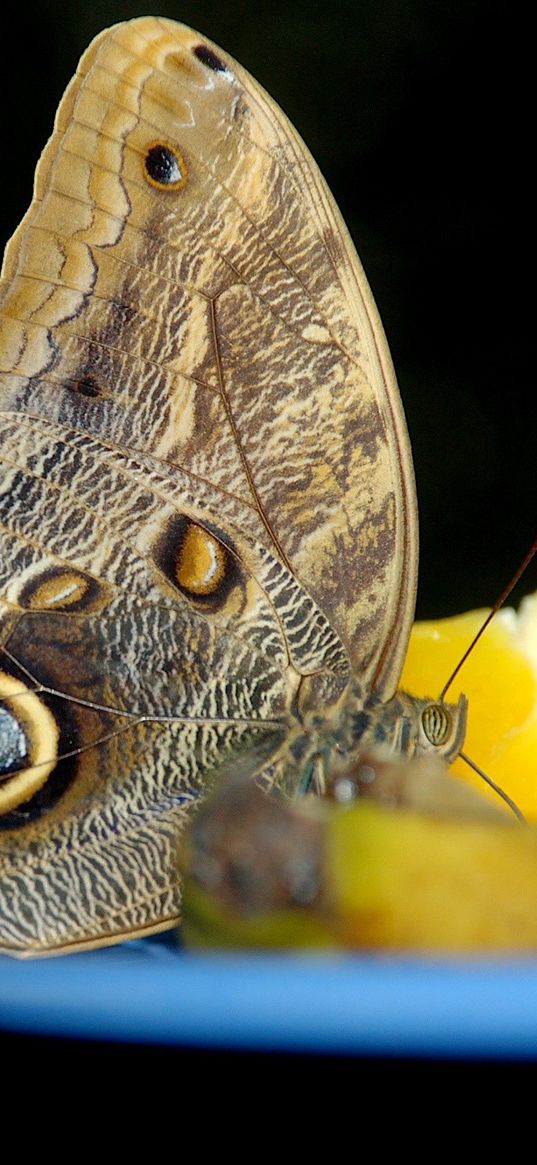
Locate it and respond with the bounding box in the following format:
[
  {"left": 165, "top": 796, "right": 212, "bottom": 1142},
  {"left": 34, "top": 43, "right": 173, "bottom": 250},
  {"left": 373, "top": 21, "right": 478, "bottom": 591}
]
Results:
[{"left": 0, "top": 16, "right": 467, "bottom": 957}]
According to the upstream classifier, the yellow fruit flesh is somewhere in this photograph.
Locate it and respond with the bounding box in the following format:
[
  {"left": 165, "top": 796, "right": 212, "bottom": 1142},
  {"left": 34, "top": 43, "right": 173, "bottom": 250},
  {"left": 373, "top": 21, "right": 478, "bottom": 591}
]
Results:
[
  {"left": 327, "top": 801, "right": 537, "bottom": 952},
  {"left": 182, "top": 878, "right": 337, "bottom": 950}
]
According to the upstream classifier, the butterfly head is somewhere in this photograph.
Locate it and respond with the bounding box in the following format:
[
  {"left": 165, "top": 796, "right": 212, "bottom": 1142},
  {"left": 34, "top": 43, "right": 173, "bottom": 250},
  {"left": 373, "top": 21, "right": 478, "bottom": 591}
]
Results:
[
  {"left": 374, "top": 689, "right": 468, "bottom": 766},
  {"left": 327, "top": 685, "right": 469, "bottom": 774}
]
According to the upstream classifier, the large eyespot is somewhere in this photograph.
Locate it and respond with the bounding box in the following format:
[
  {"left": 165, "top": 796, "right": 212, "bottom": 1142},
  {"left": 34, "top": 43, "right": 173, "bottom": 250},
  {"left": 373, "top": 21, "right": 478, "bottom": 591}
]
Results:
[
  {"left": 175, "top": 522, "right": 227, "bottom": 596},
  {"left": 0, "top": 671, "right": 59, "bottom": 814},
  {"left": 421, "top": 703, "right": 451, "bottom": 746},
  {"left": 153, "top": 515, "right": 241, "bottom": 609},
  {"left": 143, "top": 142, "right": 187, "bottom": 190}
]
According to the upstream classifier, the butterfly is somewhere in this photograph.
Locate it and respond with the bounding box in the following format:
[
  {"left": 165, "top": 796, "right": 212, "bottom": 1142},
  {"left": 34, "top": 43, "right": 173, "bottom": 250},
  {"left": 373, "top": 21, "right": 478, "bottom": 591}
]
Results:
[{"left": 0, "top": 16, "right": 467, "bottom": 956}]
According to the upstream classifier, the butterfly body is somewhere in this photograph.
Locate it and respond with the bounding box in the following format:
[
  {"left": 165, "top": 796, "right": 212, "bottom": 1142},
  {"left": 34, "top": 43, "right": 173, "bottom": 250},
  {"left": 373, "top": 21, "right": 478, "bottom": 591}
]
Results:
[{"left": 0, "top": 17, "right": 465, "bottom": 955}]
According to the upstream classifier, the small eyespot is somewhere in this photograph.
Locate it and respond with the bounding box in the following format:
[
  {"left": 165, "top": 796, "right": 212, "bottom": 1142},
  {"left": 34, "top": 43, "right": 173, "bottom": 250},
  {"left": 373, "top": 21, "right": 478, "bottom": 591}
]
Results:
[
  {"left": 193, "top": 44, "right": 228, "bottom": 73},
  {"left": 18, "top": 566, "right": 108, "bottom": 613},
  {"left": 144, "top": 142, "right": 187, "bottom": 191},
  {"left": 71, "top": 373, "right": 103, "bottom": 398},
  {"left": 421, "top": 703, "right": 451, "bottom": 746}
]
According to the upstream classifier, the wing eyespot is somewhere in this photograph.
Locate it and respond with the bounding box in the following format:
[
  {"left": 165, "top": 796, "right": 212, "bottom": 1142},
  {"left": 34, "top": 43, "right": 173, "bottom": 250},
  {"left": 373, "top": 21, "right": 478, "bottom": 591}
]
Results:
[
  {"left": 143, "top": 142, "right": 187, "bottom": 191},
  {"left": 18, "top": 566, "right": 109, "bottom": 614},
  {"left": 0, "top": 671, "right": 59, "bottom": 815},
  {"left": 70, "top": 373, "right": 105, "bottom": 399},
  {"left": 175, "top": 523, "right": 227, "bottom": 597},
  {"left": 153, "top": 516, "right": 241, "bottom": 609},
  {"left": 193, "top": 43, "right": 228, "bottom": 73}
]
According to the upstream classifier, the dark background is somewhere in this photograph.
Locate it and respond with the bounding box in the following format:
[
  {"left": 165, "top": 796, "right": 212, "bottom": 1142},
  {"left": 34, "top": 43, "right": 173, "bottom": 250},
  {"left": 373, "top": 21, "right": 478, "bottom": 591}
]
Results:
[{"left": 0, "top": 0, "right": 533, "bottom": 618}]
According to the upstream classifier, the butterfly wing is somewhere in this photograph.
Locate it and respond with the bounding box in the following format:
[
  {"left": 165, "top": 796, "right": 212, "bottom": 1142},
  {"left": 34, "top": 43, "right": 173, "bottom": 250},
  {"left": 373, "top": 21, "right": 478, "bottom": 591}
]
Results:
[{"left": 0, "top": 17, "right": 417, "bottom": 953}]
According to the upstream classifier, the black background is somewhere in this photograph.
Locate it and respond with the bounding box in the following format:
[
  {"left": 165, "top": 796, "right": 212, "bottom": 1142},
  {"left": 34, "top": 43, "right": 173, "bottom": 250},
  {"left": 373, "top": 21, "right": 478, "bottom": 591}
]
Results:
[{"left": 0, "top": 0, "right": 534, "bottom": 618}]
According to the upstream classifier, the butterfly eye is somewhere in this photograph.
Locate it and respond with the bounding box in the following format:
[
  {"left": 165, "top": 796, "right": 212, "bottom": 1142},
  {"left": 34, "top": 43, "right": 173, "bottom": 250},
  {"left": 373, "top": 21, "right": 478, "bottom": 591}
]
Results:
[
  {"left": 421, "top": 703, "right": 451, "bottom": 746},
  {"left": 143, "top": 143, "right": 187, "bottom": 191}
]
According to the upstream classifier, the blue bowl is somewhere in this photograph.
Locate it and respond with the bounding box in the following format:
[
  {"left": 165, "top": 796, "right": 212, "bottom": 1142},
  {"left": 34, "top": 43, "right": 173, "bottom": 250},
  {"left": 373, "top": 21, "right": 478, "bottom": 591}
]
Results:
[{"left": 2, "top": 931, "right": 537, "bottom": 1059}]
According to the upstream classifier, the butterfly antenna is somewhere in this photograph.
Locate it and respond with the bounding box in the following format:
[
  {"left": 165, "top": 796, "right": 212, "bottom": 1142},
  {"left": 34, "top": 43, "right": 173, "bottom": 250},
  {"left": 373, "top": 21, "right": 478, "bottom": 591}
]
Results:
[
  {"left": 440, "top": 535, "right": 537, "bottom": 702},
  {"left": 439, "top": 537, "right": 536, "bottom": 824},
  {"left": 459, "top": 750, "right": 526, "bottom": 822}
]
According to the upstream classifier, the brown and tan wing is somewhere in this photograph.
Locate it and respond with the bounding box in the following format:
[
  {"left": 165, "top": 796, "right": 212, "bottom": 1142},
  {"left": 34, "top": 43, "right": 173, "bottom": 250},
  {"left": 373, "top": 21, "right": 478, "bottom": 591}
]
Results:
[
  {"left": 1, "top": 15, "right": 417, "bottom": 692},
  {"left": 0, "top": 17, "right": 417, "bottom": 954}
]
